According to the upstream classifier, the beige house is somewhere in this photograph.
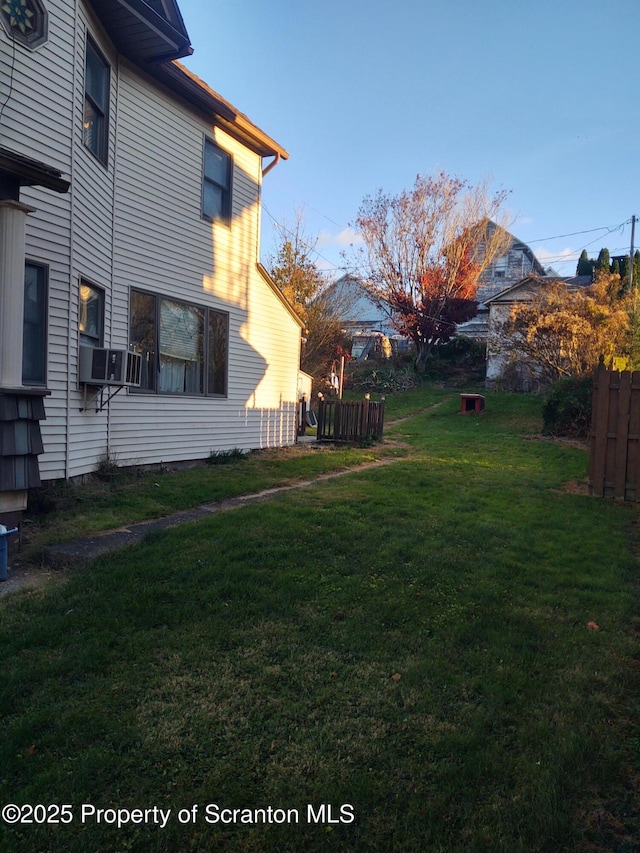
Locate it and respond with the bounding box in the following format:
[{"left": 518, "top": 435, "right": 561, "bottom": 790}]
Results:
[
  {"left": 0, "top": 0, "right": 303, "bottom": 523},
  {"left": 485, "top": 274, "right": 593, "bottom": 390}
]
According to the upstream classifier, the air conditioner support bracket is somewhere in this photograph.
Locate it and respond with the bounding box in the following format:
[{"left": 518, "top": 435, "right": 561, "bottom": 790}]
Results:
[{"left": 80, "top": 383, "right": 125, "bottom": 413}]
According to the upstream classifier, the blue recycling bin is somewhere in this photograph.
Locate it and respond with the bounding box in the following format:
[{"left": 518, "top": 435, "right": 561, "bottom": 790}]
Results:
[{"left": 0, "top": 526, "right": 19, "bottom": 582}]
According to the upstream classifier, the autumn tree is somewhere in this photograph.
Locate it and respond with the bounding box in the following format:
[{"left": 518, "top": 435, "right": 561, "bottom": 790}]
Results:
[
  {"left": 349, "top": 172, "right": 512, "bottom": 371},
  {"left": 489, "top": 273, "right": 630, "bottom": 387},
  {"left": 267, "top": 216, "right": 353, "bottom": 383}
]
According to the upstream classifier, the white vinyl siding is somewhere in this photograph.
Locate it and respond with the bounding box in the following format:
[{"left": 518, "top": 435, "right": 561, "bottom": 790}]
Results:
[
  {"left": 107, "top": 64, "right": 299, "bottom": 465},
  {"left": 3, "top": 1, "right": 75, "bottom": 479},
  {"left": 4, "top": 0, "right": 300, "bottom": 479}
]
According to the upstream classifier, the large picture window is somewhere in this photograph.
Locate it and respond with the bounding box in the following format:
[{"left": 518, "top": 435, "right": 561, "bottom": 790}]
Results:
[
  {"left": 130, "top": 290, "right": 228, "bottom": 397},
  {"left": 22, "top": 262, "right": 47, "bottom": 385},
  {"left": 83, "top": 37, "right": 110, "bottom": 164},
  {"left": 202, "top": 140, "right": 231, "bottom": 222}
]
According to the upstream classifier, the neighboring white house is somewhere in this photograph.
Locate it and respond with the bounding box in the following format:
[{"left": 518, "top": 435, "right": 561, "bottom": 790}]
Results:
[
  {"left": 328, "top": 274, "right": 395, "bottom": 338},
  {"left": 327, "top": 274, "right": 410, "bottom": 359},
  {"left": 458, "top": 226, "right": 547, "bottom": 340},
  {"left": 0, "top": 0, "right": 303, "bottom": 523}
]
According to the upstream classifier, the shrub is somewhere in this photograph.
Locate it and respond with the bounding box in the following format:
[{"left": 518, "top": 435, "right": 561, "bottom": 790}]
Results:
[
  {"left": 347, "top": 364, "right": 423, "bottom": 393},
  {"left": 438, "top": 335, "right": 485, "bottom": 365},
  {"left": 93, "top": 452, "right": 121, "bottom": 482},
  {"left": 542, "top": 375, "right": 593, "bottom": 438},
  {"left": 207, "top": 448, "right": 248, "bottom": 465}
]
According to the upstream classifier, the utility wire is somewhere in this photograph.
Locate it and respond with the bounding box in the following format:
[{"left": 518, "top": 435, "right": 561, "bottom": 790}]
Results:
[
  {"left": 0, "top": 34, "right": 18, "bottom": 128},
  {"left": 262, "top": 197, "right": 634, "bottom": 278},
  {"left": 525, "top": 221, "right": 629, "bottom": 244},
  {"left": 261, "top": 203, "right": 352, "bottom": 275}
]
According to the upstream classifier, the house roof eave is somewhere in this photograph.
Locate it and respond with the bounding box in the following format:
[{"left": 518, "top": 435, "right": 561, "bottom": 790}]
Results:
[
  {"left": 257, "top": 264, "right": 305, "bottom": 327},
  {"left": 484, "top": 275, "right": 549, "bottom": 305},
  {"left": 90, "top": 0, "right": 193, "bottom": 63},
  {"left": 0, "top": 146, "right": 70, "bottom": 195},
  {"left": 148, "top": 62, "right": 289, "bottom": 160}
]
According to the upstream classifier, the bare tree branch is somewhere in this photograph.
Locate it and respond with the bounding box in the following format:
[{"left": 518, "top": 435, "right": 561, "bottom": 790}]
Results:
[{"left": 349, "top": 172, "right": 512, "bottom": 370}]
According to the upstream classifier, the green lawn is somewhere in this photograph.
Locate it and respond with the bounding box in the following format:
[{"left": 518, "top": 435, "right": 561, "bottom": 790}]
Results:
[{"left": 1, "top": 390, "right": 639, "bottom": 852}]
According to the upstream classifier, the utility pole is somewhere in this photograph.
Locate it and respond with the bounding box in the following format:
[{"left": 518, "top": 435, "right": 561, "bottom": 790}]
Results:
[{"left": 630, "top": 214, "right": 637, "bottom": 291}]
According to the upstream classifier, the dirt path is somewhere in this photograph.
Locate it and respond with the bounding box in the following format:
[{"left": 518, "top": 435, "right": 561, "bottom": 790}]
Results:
[
  {"left": 0, "top": 457, "right": 401, "bottom": 599},
  {"left": 2, "top": 400, "right": 449, "bottom": 600}
]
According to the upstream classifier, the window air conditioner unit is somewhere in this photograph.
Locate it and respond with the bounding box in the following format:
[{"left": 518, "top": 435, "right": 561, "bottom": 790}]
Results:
[{"left": 79, "top": 346, "right": 142, "bottom": 387}]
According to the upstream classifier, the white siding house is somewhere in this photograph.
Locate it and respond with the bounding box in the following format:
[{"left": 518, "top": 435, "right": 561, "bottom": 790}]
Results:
[
  {"left": 457, "top": 226, "right": 547, "bottom": 340},
  {"left": 0, "top": 0, "right": 302, "bottom": 520}
]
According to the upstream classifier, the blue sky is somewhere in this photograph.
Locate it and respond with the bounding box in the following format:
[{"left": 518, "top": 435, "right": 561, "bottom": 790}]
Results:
[{"left": 179, "top": 0, "right": 640, "bottom": 278}]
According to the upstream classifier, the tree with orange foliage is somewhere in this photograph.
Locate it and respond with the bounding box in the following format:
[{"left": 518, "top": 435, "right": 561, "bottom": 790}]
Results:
[
  {"left": 350, "top": 172, "right": 511, "bottom": 371},
  {"left": 489, "top": 273, "right": 630, "bottom": 387}
]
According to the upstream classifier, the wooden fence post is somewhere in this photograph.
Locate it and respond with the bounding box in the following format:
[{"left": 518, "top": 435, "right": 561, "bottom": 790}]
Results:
[
  {"left": 613, "top": 371, "right": 631, "bottom": 499},
  {"left": 589, "top": 363, "right": 611, "bottom": 497}
]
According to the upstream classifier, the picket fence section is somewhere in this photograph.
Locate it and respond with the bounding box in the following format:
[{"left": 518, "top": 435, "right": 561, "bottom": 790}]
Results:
[
  {"left": 316, "top": 397, "right": 385, "bottom": 442},
  {"left": 589, "top": 364, "right": 640, "bottom": 500}
]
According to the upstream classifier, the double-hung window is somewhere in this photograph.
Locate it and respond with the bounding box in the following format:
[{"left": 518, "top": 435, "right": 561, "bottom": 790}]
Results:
[
  {"left": 493, "top": 256, "right": 508, "bottom": 279},
  {"left": 79, "top": 281, "right": 104, "bottom": 347},
  {"left": 202, "top": 140, "right": 231, "bottom": 222},
  {"left": 130, "top": 290, "right": 228, "bottom": 396},
  {"left": 83, "top": 37, "right": 110, "bottom": 164},
  {"left": 22, "top": 262, "right": 48, "bottom": 386}
]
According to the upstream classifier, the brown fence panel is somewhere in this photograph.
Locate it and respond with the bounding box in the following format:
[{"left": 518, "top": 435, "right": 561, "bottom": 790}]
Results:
[
  {"left": 316, "top": 398, "right": 385, "bottom": 442},
  {"left": 589, "top": 364, "right": 640, "bottom": 500},
  {"left": 629, "top": 372, "right": 640, "bottom": 500}
]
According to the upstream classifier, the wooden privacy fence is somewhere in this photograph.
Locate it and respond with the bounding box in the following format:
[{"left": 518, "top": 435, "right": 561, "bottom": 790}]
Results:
[
  {"left": 589, "top": 364, "right": 640, "bottom": 500},
  {"left": 316, "top": 396, "right": 385, "bottom": 442}
]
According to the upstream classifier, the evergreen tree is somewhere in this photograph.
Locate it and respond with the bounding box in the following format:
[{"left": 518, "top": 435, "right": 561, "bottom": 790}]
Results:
[
  {"left": 620, "top": 256, "right": 630, "bottom": 281},
  {"left": 576, "top": 249, "right": 592, "bottom": 276},
  {"left": 634, "top": 250, "right": 640, "bottom": 287},
  {"left": 596, "top": 247, "right": 611, "bottom": 273}
]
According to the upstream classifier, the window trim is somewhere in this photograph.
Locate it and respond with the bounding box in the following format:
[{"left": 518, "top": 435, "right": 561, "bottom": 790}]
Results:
[
  {"left": 83, "top": 35, "right": 110, "bottom": 165},
  {"left": 202, "top": 138, "right": 232, "bottom": 224},
  {"left": 22, "top": 261, "right": 48, "bottom": 387},
  {"left": 129, "top": 288, "right": 229, "bottom": 398},
  {"left": 79, "top": 279, "right": 105, "bottom": 348}
]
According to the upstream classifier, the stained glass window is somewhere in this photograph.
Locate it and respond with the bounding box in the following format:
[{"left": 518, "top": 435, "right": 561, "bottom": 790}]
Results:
[{"left": 0, "top": 0, "right": 48, "bottom": 49}]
